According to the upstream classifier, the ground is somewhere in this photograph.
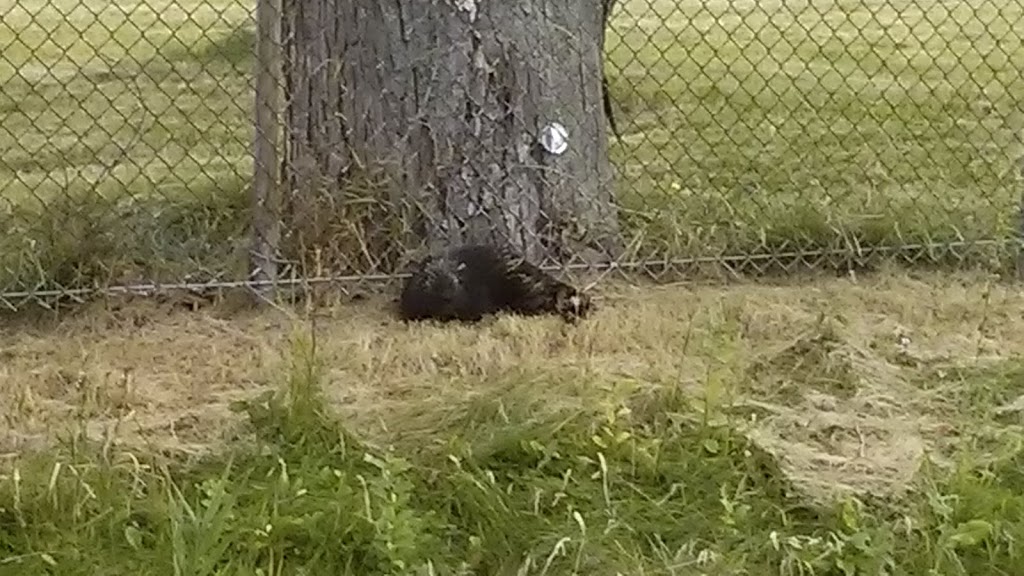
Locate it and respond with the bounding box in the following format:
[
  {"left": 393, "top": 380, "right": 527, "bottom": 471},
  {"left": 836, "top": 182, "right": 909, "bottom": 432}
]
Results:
[
  {"left": 4, "top": 272, "right": 1024, "bottom": 573},
  {"left": 3, "top": 271, "right": 1021, "bottom": 503}
]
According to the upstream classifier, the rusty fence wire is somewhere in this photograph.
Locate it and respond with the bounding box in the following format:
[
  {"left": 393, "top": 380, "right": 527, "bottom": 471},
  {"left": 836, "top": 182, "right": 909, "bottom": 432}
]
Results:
[{"left": 2, "top": 0, "right": 1023, "bottom": 311}]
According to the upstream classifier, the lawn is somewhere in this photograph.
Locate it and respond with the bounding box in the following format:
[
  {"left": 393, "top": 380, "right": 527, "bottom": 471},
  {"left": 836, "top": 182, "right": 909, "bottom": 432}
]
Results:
[
  {"left": 3, "top": 272, "right": 1024, "bottom": 573},
  {"left": 0, "top": 0, "right": 254, "bottom": 293},
  {"left": 607, "top": 0, "right": 1024, "bottom": 269},
  {"left": 3, "top": 0, "right": 1024, "bottom": 297}
]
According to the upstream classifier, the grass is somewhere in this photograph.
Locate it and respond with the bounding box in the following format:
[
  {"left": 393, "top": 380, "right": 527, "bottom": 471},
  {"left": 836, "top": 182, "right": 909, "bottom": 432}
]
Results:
[
  {"left": 5, "top": 273, "right": 1024, "bottom": 574},
  {"left": 0, "top": 337, "right": 818, "bottom": 575},
  {"left": 2, "top": 0, "right": 1024, "bottom": 295},
  {"left": 0, "top": 0, "right": 254, "bottom": 291},
  {"left": 3, "top": 272, "right": 1024, "bottom": 573},
  {"left": 605, "top": 0, "right": 1024, "bottom": 269}
]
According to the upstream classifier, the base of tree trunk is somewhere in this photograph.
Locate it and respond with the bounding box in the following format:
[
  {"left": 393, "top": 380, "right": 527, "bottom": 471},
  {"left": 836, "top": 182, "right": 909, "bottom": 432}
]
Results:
[{"left": 281, "top": 0, "right": 624, "bottom": 273}]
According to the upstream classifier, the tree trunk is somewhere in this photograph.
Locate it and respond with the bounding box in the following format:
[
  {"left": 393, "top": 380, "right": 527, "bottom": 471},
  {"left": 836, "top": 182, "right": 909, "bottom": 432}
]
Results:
[{"left": 280, "top": 0, "right": 622, "bottom": 273}]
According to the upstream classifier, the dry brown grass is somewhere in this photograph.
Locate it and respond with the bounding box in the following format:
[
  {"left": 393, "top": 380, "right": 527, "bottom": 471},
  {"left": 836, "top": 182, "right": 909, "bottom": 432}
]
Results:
[{"left": 2, "top": 270, "right": 1022, "bottom": 502}]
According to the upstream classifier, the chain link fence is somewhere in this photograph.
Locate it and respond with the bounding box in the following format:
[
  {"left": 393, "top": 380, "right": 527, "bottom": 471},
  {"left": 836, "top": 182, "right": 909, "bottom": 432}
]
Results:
[{"left": 2, "top": 0, "right": 1022, "bottom": 311}]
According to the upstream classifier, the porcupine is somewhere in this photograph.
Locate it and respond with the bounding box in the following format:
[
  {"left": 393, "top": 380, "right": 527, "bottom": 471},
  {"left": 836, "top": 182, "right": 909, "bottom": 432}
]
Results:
[{"left": 397, "top": 243, "right": 593, "bottom": 324}]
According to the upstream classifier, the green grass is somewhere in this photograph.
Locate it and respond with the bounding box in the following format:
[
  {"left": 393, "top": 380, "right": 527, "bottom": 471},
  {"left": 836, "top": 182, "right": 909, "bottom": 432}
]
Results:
[
  {"left": 3, "top": 0, "right": 1024, "bottom": 294},
  {"left": 3, "top": 332, "right": 1024, "bottom": 575},
  {"left": 0, "top": 0, "right": 254, "bottom": 290},
  {"left": 606, "top": 0, "right": 1024, "bottom": 269}
]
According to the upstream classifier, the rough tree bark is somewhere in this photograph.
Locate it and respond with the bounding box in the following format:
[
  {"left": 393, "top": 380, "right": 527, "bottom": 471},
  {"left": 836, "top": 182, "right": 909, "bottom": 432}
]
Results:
[{"left": 281, "top": 0, "right": 623, "bottom": 270}]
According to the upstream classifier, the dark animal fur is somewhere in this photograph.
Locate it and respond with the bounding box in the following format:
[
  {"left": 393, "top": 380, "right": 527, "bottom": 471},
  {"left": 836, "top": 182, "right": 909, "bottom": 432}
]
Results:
[{"left": 398, "top": 243, "right": 593, "bottom": 324}]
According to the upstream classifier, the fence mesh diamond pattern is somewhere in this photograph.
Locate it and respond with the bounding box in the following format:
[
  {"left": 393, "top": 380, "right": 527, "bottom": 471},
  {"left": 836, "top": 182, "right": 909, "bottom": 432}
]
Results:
[{"left": 2, "top": 0, "right": 1022, "bottom": 311}]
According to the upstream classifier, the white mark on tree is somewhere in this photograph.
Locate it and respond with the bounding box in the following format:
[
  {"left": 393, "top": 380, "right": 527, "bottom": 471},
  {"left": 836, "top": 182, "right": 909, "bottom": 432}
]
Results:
[{"left": 539, "top": 122, "right": 569, "bottom": 155}]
